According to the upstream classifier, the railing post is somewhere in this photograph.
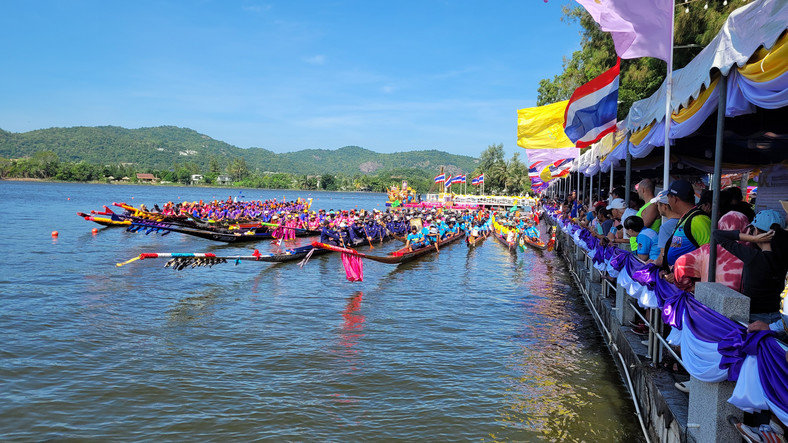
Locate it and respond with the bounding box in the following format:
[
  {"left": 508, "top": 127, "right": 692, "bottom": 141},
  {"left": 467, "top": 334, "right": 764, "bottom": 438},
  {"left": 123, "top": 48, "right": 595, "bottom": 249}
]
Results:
[
  {"left": 615, "top": 282, "right": 637, "bottom": 326},
  {"left": 688, "top": 282, "right": 751, "bottom": 443}
]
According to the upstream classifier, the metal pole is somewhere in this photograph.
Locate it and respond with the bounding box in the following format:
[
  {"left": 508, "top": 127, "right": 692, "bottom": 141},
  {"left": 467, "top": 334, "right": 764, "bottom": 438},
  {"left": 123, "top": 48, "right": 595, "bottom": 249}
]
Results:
[
  {"left": 708, "top": 74, "right": 728, "bottom": 282},
  {"left": 663, "top": 0, "right": 675, "bottom": 194},
  {"left": 609, "top": 165, "right": 614, "bottom": 197},
  {"left": 625, "top": 151, "right": 632, "bottom": 206},
  {"left": 597, "top": 169, "right": 602, "bottom": 202},
  {"left": 590, "top": 172, "right": 594, "bottom": 205}
]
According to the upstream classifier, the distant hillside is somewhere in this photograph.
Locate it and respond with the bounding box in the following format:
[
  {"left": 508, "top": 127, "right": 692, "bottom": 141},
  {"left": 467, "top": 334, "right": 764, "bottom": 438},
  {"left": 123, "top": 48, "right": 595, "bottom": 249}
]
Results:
[{"left": 0, "top": 126, "right": 478, "bottom": 176}]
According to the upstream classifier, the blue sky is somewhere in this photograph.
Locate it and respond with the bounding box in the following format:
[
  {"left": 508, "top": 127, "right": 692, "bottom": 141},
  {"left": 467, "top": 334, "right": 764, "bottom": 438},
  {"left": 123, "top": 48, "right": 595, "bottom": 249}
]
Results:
[{"left": 0, "top": 1, "right": 581, "bottom": 159}]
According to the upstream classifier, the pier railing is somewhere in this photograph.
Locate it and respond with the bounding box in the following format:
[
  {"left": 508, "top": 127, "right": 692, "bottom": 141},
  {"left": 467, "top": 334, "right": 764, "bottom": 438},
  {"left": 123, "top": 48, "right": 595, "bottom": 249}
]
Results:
[{"left": 547, "top": 210, "right": 788, "bottom": 443}]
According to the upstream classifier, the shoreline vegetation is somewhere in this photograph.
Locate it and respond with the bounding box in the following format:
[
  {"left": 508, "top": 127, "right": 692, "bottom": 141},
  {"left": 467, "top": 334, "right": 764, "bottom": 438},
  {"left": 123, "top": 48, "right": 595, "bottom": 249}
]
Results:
[
  {"left": 0, "top": 127, "right": 531, "bottom": 194},
  {"left": 0, "top": 177, "right": 388, "bottom": 193}
]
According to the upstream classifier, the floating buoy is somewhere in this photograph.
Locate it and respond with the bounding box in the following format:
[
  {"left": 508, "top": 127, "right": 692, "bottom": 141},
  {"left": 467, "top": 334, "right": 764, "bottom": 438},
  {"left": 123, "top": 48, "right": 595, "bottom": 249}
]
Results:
[
  {"left": 92, "top": 228, "right": 98, "bottom": 234},
  {"left": 67, "top": 197, "right": 71, "bottom": 200},
  {"left": 131, "top": 197, "right": 134, "bottom": 199},
  {"left": 51, "top": 231, "right": 59, "bottom": 237}
]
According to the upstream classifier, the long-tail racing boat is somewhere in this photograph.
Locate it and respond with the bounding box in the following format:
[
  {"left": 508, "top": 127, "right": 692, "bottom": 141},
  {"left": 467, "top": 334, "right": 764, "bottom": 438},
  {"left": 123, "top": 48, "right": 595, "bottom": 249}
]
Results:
[
  {"left": 116, "top": 231, "right": 397, "bottom": 269},
  {"left": 521, "top": 234, "right": 548, "bottom": 250},
  {"left": 492, "top": 228, "right": 520, "bottom": 253},
  {"left": 124, "top": 218, "right": 319, "bottom": 243},
  {"left": 466, "top": 232, "right": 487, "bottom": 248},
  {"left": 116, "top": 245, "right": 331, "bottom": 269},
  {"left": 311, "top": 231, "right": 465, "bottom": 265}
]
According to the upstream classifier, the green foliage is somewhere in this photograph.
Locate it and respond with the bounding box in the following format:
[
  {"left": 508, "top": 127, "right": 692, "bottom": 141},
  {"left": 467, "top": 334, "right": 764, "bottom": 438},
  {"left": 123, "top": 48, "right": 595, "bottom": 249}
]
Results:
[
  {"left": 0, "top": 126, "right": 478, "bottom": 177},
  {"left": 0, "top": 125, "right": 485, "bottom": 193}
]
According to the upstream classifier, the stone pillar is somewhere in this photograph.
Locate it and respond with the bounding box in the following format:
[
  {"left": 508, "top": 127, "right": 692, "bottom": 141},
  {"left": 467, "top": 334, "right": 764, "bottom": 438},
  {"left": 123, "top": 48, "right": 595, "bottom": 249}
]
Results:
[
  {"left": 687, "top": 282, "right": 750, "bottom": 443},
  {"left": 615, "top": 280, "right": 637, "bottom": 326}
]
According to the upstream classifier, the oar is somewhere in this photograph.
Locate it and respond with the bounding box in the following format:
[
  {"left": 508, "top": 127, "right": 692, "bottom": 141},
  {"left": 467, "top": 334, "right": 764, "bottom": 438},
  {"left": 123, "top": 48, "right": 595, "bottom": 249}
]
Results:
[{"left": 362, "top": 225, "right": 374, "bottom": 249}]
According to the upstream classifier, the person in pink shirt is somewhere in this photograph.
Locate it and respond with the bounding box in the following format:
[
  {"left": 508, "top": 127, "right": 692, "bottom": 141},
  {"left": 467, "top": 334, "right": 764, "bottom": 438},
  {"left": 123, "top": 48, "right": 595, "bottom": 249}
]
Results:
[{"left": 673, "top": 211, "right": 749, "bottom": 293}]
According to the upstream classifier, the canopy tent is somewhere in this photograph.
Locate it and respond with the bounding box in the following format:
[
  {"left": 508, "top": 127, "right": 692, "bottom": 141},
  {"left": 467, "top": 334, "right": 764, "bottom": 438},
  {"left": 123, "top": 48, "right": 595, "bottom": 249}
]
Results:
[{"left": 561, "top": 0, "right": 788, "bottom": 179}]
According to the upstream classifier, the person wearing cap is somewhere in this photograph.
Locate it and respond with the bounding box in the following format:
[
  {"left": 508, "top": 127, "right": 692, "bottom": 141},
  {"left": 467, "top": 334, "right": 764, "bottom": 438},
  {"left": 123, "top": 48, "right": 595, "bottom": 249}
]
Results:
[
  {"left": 663, "top": 180, "right": 711, "bottom": 269},
  {"left": 714, "top": 209, "right": 788, "bottom": 328},
  {"left": 653, "top": 190, "right": 680, "bottom": 268},
  {"left": 605, "top": 198, "right": 628, "bottom": 245}
]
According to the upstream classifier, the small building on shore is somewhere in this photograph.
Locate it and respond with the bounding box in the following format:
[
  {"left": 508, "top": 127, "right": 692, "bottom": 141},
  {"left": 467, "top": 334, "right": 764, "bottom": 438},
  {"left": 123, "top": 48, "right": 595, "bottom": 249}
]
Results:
[
  {"left": 190, "top": 174, "right": 204, "bottom": 185},
  {"left": 136, "top": 173, "right": 158, "bottom": 183},
  {"left": 216, "top": 175, "right": 232, "bottom": 185}
]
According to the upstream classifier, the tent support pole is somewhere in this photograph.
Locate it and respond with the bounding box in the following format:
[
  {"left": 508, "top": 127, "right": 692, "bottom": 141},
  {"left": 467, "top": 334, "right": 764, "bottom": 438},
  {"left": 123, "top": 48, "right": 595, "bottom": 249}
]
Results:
[{"left": 707, "top": 74, "right": 728, "bottom": 282}]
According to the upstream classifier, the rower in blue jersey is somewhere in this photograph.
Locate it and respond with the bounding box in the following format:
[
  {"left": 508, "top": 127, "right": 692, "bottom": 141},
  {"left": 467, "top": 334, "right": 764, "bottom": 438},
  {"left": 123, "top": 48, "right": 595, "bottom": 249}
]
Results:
[
  {"left": 524, "top": 223, "right": 540, "bottom": 240},
  {"left": 320, "top": 220, "right": 342, "bottom": 246},
  {"left": 405, "top": 225, "right": 425, "bottom": 251}
]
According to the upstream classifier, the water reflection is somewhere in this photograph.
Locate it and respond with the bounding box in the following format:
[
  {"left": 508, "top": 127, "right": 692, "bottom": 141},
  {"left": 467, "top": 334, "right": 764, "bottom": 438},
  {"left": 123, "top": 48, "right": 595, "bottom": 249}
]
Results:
[{"left": 336, "top": 291, "right": 365, "bottom": 373}]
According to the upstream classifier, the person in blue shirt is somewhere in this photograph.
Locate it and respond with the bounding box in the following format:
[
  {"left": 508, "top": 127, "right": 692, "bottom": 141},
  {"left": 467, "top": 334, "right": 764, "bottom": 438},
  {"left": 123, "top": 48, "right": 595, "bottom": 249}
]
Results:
[
  {"left": 319, "top": 220, "right": 343, "bottom": 246},
  {"left": 624, "top": 215, "right": 660, "bottom": 262},
  {"left": 406, "top": 225, "right": 425, "bottom": 251}
]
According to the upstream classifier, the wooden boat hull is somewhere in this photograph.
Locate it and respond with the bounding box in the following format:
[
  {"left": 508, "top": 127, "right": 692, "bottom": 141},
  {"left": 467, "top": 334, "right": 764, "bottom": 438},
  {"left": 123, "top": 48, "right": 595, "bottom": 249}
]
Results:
[
  {"left": 312, "top": 231, "right": 466, "bottom": 264},
  {"left": 492, "top": 230, "right": 518, "bottom": 253},
  {"left": 522, "top": 236, "right": 547, "bottom": 250}
]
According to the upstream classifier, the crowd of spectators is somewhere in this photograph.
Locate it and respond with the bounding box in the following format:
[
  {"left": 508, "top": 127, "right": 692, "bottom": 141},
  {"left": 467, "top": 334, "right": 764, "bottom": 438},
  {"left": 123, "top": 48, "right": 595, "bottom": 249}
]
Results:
[
  {"left": 552, "top": 179, "right": 788, "bottom": 437},
  {"left": 557, "top": 178, "right": 787, "bottom": 336}
]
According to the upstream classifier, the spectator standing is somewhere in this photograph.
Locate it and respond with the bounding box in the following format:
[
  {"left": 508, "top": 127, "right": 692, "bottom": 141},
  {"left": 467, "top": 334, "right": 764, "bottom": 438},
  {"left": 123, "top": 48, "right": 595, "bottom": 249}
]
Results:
[
  {"left": 663, "top": 180, "right": 712, "bottom": 269},
  {"left": 673, "top": 211, "right": 749, "bottom": 293},
  {"left": 714, "top": 209, "right": 788, "bottom": 324}
]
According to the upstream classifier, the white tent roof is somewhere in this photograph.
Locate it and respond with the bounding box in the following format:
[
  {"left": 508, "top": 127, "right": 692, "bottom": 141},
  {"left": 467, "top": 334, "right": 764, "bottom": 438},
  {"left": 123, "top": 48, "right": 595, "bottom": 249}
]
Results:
[{"left": 623, "top": 0, "right": 788, "bottom": 132}]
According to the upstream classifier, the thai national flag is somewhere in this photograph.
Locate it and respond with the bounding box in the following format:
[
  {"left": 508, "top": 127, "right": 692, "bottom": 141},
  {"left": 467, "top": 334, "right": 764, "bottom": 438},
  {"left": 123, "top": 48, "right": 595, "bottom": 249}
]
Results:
[
  {"left": 563, "top": 59, "right": 620, "bottom": 148},
  {"left": 477, "top": 174, "right": 484, "bottom": 184},
  {"left": 471, "top": 177, "right": 479, "bottom": 186},
  {"left": 451, "top": 175, "right": 463, "bottom": 185},
  {"left": 434, "top": 174, "right": 445, "bottom": 183},
  {"left": 460, "top": 175, "right": 466, "bottom": 184},
  {"left": 444, "top": 175, "right": 453, "bottom": 188}
]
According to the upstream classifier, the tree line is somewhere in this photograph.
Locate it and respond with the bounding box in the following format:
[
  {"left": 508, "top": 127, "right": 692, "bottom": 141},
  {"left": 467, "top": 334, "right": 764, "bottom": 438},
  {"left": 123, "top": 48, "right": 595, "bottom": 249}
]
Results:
[{"left": 0, "top": 151, "right": 461, "bottom": 193}]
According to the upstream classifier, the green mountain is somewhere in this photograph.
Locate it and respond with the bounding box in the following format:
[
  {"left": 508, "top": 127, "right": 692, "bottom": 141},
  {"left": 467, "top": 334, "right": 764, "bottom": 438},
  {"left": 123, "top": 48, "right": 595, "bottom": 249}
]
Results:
[{"left": 0, "top": 126, "right": 478, "bottom": 176}]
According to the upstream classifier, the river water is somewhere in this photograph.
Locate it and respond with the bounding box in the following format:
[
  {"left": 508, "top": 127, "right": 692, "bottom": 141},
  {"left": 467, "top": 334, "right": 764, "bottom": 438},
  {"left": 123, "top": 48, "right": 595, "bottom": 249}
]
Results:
[{"left": 0, "top": 181, "right": 642, "bottom": 442}]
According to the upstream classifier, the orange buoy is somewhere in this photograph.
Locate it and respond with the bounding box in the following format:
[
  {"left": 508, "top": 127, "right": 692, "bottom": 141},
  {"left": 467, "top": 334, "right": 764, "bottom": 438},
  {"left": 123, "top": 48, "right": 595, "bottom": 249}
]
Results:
[
  {"left": 92, "top": 228, "right": 98, "bottom": 234},
  {"left": 67, "top": 197, "right": 71, "bottom": 200},
  {"left": 51, "top": 231, "right": 59, "bottom": 237}
]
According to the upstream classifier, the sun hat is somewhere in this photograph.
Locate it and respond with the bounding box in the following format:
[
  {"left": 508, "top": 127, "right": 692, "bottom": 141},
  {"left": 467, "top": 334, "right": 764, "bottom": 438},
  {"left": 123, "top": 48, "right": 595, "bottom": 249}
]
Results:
[
  {"left": 606, "top": 198, "right": 626, "bottom": 210},
  {"left": 651, "top": 190, "right": 669, "bottom": 205},
  {"left": 752, "top": 209, "right": 786, "bottom": 231}
]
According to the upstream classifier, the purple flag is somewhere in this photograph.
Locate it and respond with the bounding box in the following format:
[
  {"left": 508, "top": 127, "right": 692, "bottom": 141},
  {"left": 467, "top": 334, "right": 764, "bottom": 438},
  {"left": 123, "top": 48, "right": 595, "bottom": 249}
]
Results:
[{"left": 575, "top": 0, "right": 672, "bottom": 62}]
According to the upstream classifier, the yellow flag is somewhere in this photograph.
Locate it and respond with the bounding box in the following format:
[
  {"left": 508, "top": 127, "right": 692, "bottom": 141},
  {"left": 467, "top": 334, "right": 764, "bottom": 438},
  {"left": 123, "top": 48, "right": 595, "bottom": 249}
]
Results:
[
  {"left": 517, "top": 100, "right": 575, "bottom": 150},
  {"left": 539, "top": 165, "right": 553, "bottom": 183}
]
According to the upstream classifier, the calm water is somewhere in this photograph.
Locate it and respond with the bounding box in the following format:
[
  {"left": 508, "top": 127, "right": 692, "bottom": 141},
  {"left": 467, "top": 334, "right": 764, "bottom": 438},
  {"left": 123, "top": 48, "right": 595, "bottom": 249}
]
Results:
[{"left": 0, "top": 181, "right": 642, "bottom": 442}]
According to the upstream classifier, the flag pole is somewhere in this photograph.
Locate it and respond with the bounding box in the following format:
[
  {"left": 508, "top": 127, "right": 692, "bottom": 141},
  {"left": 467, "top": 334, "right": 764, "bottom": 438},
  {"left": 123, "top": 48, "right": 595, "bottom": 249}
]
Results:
[{"left": 663, "top": 0, "right": 676, "bottom": 190}]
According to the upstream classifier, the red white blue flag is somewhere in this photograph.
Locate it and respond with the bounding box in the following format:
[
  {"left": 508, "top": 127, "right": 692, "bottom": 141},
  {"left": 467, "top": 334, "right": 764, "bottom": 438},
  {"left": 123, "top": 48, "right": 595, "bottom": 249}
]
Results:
[
  {"left": 477, "top": 174, "right": 484, "bottom": 184},
  {"left": 434, "top": 174, "right": 445, "bottom": 183},
  {"left": 563, "top": 59, "right": 620, "bottom": 148}
]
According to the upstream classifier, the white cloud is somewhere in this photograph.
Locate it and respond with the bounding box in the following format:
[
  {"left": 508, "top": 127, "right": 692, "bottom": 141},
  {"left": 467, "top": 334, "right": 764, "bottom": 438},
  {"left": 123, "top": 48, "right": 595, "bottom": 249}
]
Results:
[
  {"left": 303, "top": 55, "right": 326, "bottom": 65},
  {"left": 241, "top": 4, "right": 271, "bottom": 13}
]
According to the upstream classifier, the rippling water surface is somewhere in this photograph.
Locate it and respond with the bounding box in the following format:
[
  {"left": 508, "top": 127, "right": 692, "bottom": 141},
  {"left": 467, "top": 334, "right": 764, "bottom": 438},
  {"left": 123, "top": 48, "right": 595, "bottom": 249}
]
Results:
[{"left": 0, "top": 181, "right": 642, "bottom": 441}]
